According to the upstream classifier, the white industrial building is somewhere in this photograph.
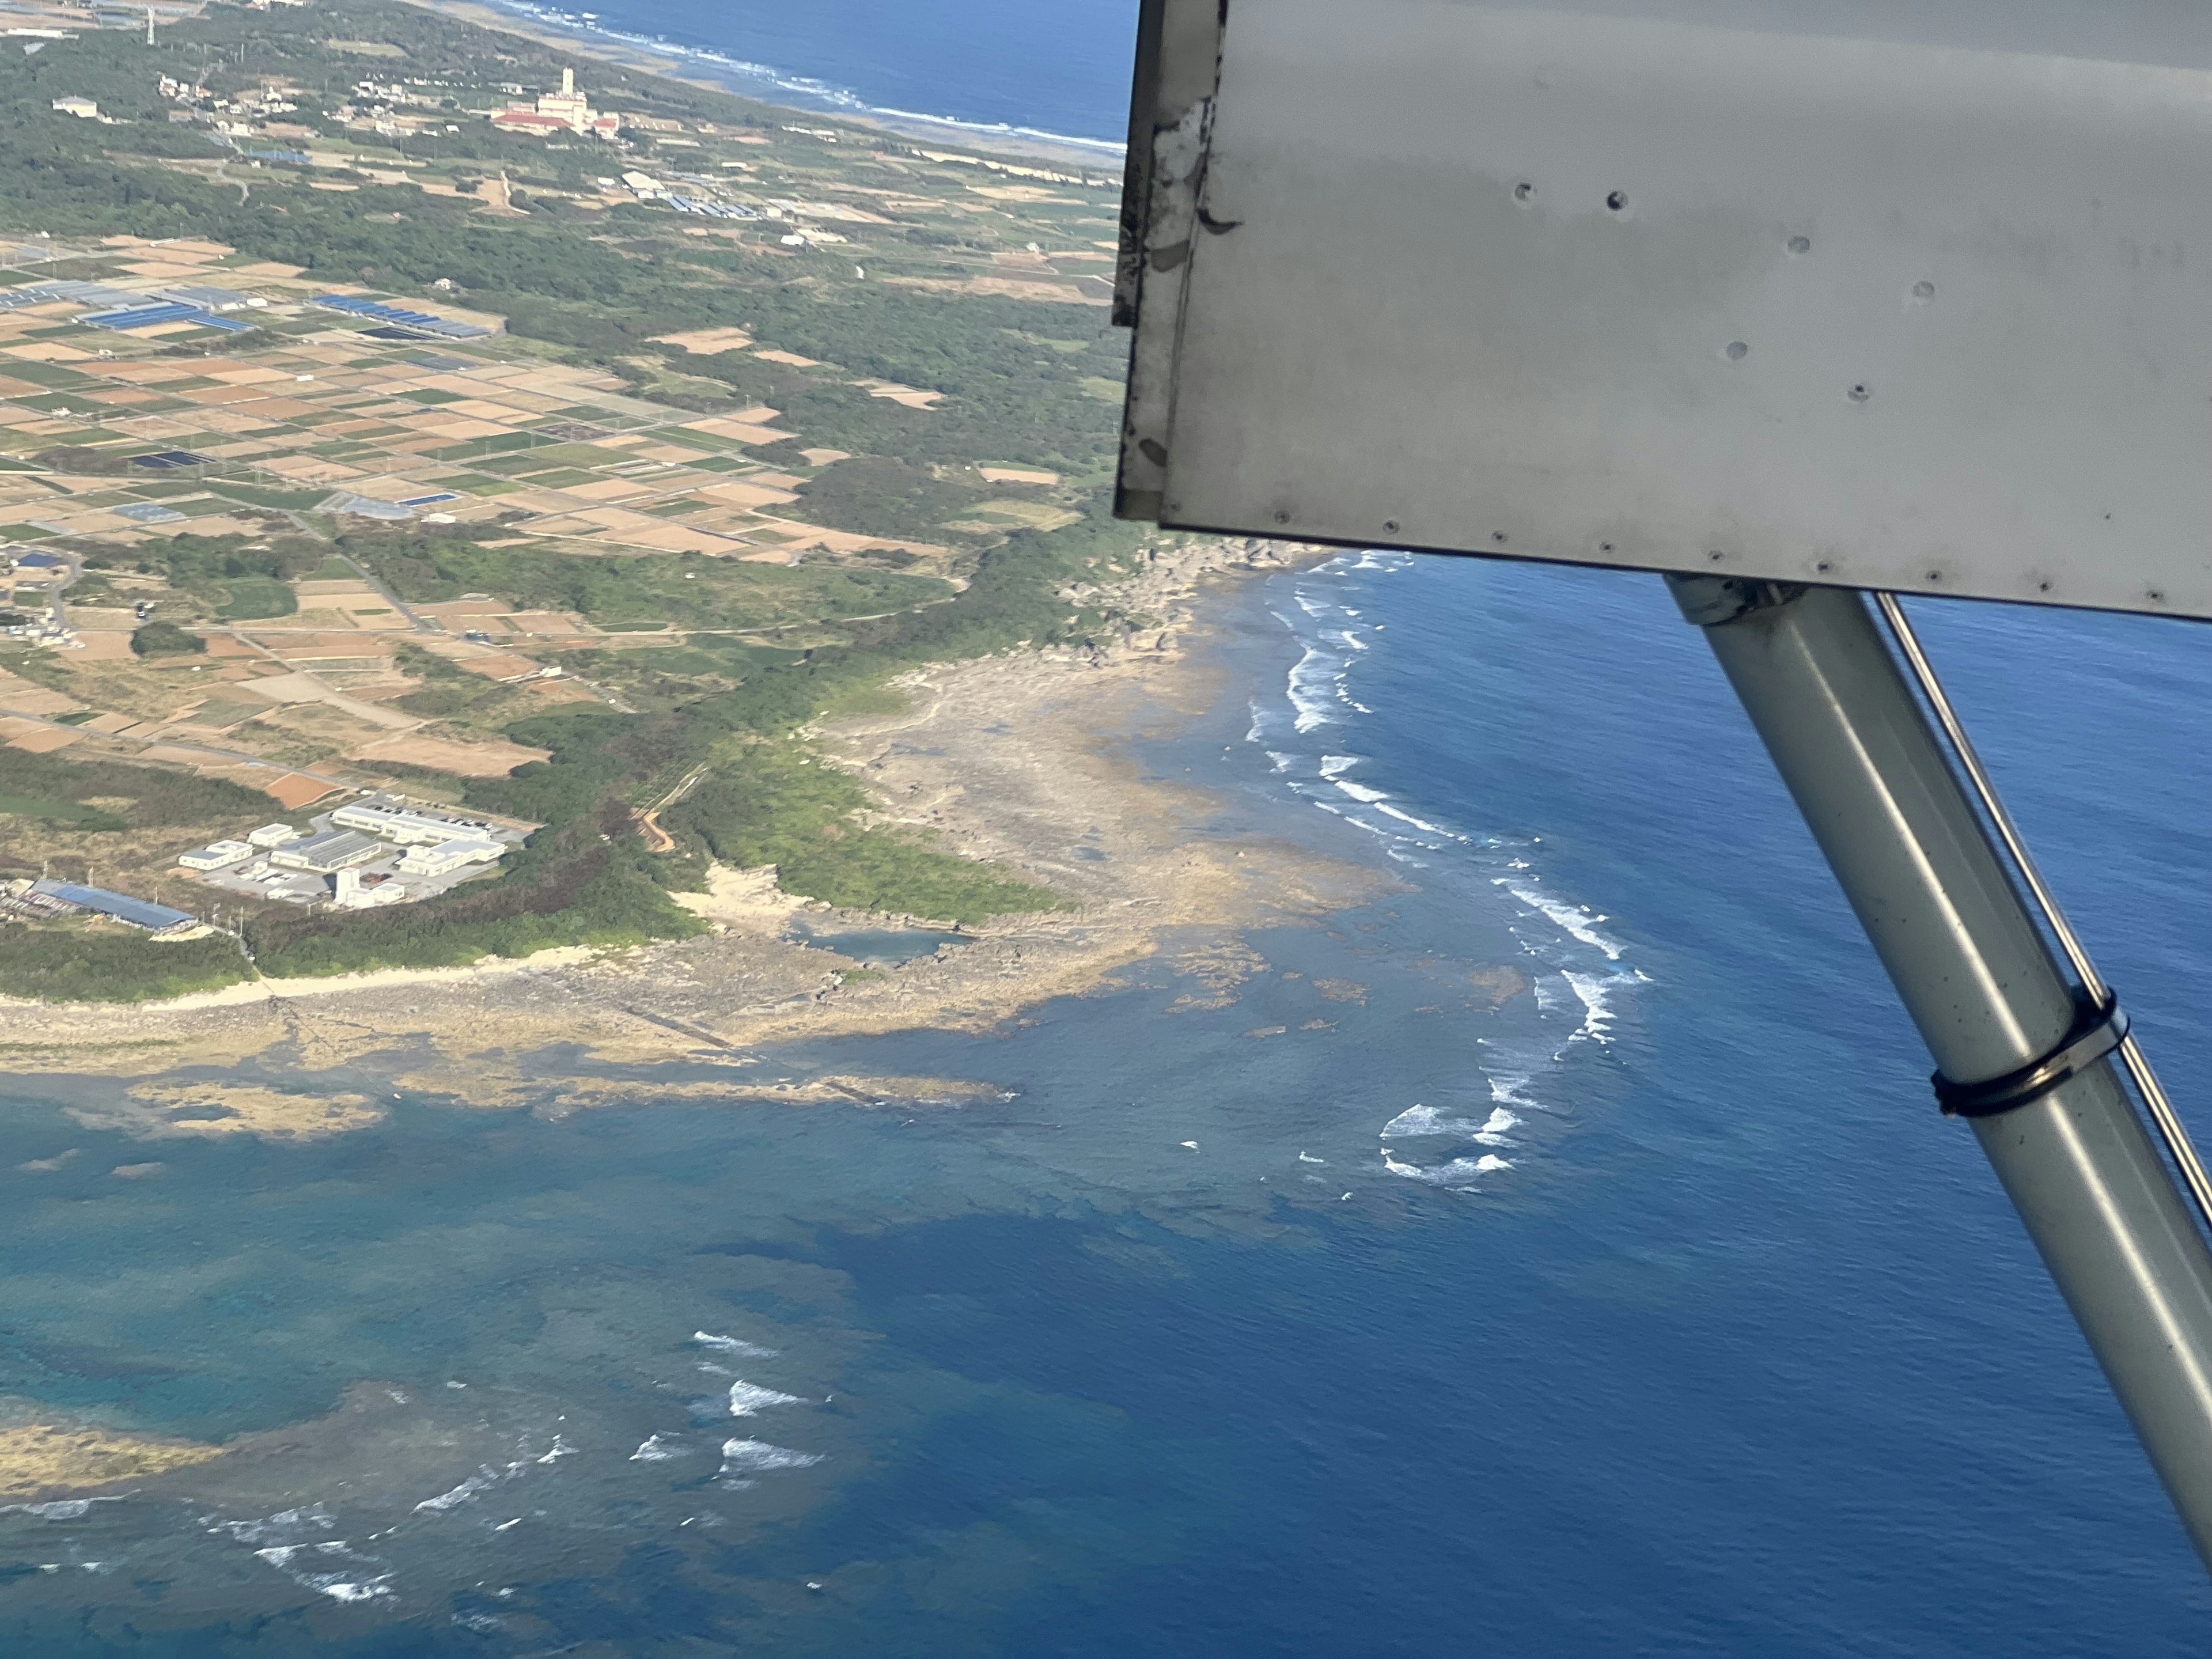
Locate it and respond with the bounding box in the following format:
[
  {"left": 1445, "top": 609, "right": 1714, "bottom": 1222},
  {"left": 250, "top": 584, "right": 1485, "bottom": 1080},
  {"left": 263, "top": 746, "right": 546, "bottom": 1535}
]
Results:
[
  {"left": 177, "top": 839, "right": 252, "bottom": 870},
  {"left": 332, "top": 797, "right": 498, "bottom": 847},
  {"left": 180, "top": 795, "right": 522, "bottom": 911},
  {"left": 332, "top": 868, "right": 409, "bottom": 908},
  {"left": 270, "top": 829, "right": 381, "bottom": 873},
  {"left": 396, "top": 838, "right": 506, "bottom": 876}
]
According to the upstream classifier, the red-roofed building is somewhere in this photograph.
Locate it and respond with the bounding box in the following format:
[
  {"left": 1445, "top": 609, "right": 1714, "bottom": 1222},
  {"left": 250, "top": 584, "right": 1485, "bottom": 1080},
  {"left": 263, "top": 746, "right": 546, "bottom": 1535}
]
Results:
[
  {"left": 491, "top": 109, "right": 571, "bottom": 136},
  {"left": 491, "top": 69, "right": 620, "bottom": 139}
]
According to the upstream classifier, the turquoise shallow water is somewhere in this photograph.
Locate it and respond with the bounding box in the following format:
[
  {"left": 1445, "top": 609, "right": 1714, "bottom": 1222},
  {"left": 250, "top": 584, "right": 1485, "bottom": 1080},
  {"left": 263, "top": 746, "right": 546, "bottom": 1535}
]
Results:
[{"left": 3, "top": 554, "right": 2211, "bottom": 1650}]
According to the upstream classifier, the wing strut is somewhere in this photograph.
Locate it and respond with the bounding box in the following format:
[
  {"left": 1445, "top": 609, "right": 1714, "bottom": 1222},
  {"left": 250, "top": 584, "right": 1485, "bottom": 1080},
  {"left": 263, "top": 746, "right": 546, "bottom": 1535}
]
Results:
[{"left": 1672, "top": 575, "right": 2212, "bottom": 1567}]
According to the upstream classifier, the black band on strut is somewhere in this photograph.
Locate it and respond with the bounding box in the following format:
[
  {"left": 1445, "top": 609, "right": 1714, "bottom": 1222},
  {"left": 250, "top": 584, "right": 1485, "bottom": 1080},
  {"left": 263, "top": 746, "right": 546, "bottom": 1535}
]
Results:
[{"left": 1934, "top": 991, "right": 2129, "bottom": 1119}]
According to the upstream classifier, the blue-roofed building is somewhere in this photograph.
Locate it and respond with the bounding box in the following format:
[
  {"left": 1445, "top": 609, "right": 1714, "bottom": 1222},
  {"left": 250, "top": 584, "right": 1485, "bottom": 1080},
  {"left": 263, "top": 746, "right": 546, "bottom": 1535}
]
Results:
[
  {"left": 30, "top": 880, "right": 196, "bottom": 933},
  {"left": 12, "top": 551, "right": 63, "bottom": 570}
]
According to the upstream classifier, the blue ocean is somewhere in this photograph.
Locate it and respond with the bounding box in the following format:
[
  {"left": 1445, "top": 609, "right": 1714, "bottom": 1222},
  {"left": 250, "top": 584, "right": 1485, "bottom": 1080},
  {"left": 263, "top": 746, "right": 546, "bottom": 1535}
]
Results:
[
  {"left": 479, "top": 0, "right": 1138, "bottom": 148},
  {"left": 5, "top": 4, "right": 2212, "bottom": 1651}
]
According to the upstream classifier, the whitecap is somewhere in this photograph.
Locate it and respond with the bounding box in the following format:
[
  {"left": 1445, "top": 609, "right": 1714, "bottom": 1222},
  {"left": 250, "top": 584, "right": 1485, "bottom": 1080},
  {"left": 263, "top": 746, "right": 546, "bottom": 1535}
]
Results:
[
  {"left": 1383, "top": 1152, "right": 1514, "bottom": 1188},
  {"left": 1287, "top": 645, "right": 1344, "bottom": 733},
  {"left": 694, "top": 1331, "right": 779, "bottom": 1358},
  {"left": 211, "top": 1505, "right": 335, "bottom": 1545},
  {"left": 316, "top": 1573, "right": 392, "bottom": 1603},
  {"left": 1562, "top": 969, "right": 1636, "bottom": 1044},
  {"left": 728, "top": 1380, "right": 805, "bottom": 1417},
  {"left": 1487, "top": 1070, "right": 1539, "bottom": 1109},
  {"left": 630, "top": 1434, "right": 686, "bottom": 1462},
  {"left": 255, "top": 1539, "right": 393, "bottom": 1603},
  {"left": 1318, "top": 754, "right": 1358, "bottom": 778},
  {"left": 719, "top": 1438, "right": 823, "bottom": 1476},
  {"left": 1334, "top": 779, "right": 1389, "bottom": 804},
  {"left": 413, "top": 1468, "right": 503, "bottom": 1513},
  {"left": 1373, "top": 801, "right": 1459, "bottom": 838},
  {"left": 1381, "top": 1104, "right": 1520, "bottom": 1143},
  {"left": 1495, "top": 881, "right": 1626, "bottom": 960}
]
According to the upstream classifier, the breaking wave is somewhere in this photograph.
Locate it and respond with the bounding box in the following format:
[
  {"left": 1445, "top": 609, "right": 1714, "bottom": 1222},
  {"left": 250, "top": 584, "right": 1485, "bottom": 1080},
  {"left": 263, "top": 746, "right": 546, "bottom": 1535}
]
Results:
[
  {"left": 1382, "top": 1105, "right": 1519, "bottom": 1144},
  {"left": 719, "top": 1438, "right": 824, "bottom": 1476},
  {"left": 728, "top": 1380, "right": 805, "bottom": 1416},
  {"left": 1249, "top": 548, "right": 1652, "bottom": 1193}
]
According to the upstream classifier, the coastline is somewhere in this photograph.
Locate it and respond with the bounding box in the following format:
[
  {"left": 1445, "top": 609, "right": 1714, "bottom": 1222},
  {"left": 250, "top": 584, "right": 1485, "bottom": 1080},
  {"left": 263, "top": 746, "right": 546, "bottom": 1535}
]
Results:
[
  {"left": 0, "top": 537, "right": 1387, "bottom": 1107},
  {"left": 0, "top": 535, "right": 1388, "bottom": 1499},
  {"left": 390, "top": 0, "right": 1127, "bottom": 171},
  {"left": 0, "top": 0, "right": 1392, "bottom": 1143}
]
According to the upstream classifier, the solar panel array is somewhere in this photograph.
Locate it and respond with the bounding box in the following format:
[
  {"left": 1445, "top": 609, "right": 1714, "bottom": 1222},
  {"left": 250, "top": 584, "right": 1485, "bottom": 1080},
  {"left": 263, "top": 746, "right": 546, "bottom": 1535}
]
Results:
[
  {"left": 309, "top": 294, "right": 491, "bottom": 339},
  {"left": 82, "top": 302, "right": 209, "bottom": 331},
  {"left": 0, "top": 281, "right": 256, "bottom": 335}
]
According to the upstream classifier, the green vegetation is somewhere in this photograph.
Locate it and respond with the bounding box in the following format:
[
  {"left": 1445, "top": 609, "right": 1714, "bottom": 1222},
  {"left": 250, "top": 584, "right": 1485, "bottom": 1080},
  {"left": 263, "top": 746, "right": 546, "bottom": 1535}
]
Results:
[
  {"left": 212, "top": 576, "right": 298, "bottom": 622},
  {"left": 347, "top": 531, "right": 950, "bottom": 631},
  {"left": 0, "top": 793, "right": 126, "bottom": 832},
  {"left": 0, "top": 749, "right": 267, "bottom": 828},
  {"left": 90, "top": 535, "right": 328, "bottom": 624},
  {"left": 0, "top": 929, "right": 249, "bottom": 1003},
  {"left": 667, "top": 745, "right": 1061, "bottom": 925},
  {"left": 129, "top": 620, "right": 206, "bottom": 657},
  {"left": 0, "top": 0, "right": 1187, "bottom": 988}
]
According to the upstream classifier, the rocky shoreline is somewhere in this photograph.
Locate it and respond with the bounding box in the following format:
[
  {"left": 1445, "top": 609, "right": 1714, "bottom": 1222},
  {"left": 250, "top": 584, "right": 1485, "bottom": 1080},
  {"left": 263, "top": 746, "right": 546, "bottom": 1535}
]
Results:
[{"left": 0, "top": 537, "right": 1391, "bottom": 1121}]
